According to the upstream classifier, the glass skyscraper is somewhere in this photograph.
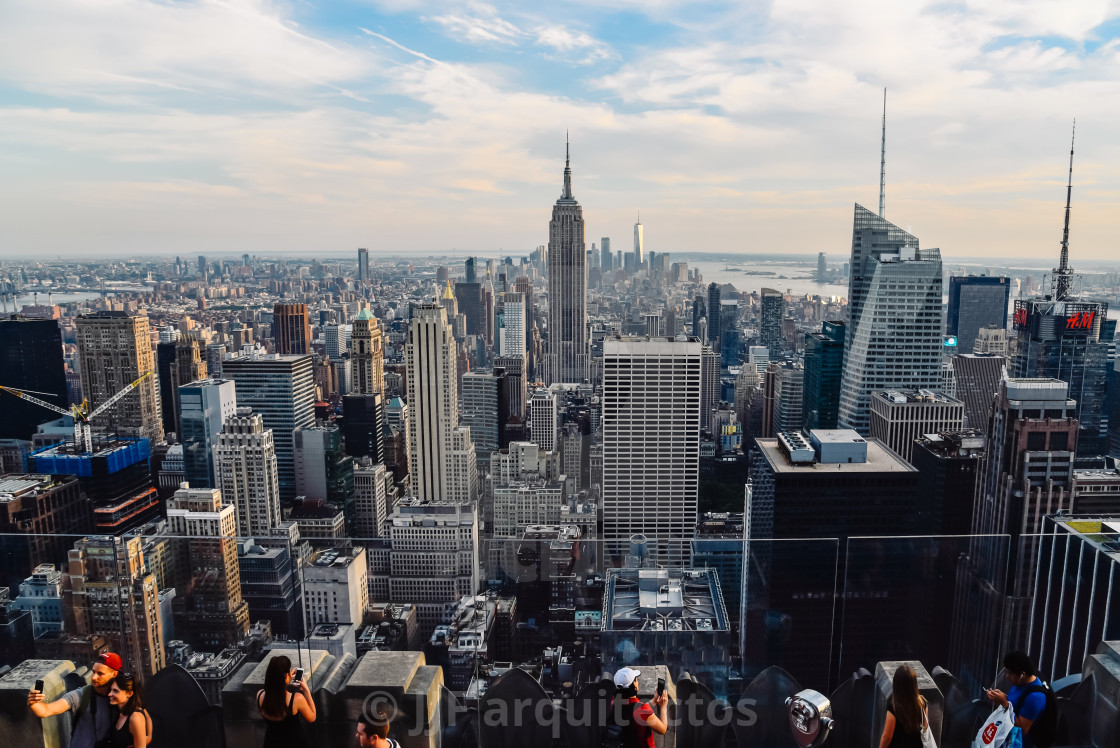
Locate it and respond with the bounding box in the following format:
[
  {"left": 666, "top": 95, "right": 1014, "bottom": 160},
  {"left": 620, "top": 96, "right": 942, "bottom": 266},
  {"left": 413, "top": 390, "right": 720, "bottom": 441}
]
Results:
[
  {"left": 839, "top": 205, "right": 944, "bottom": 435},
  {"left": 947, "top": 275, "right": 1011, "bottom": 354},
  {"left": 803, "top": 320, "right": 845, "bottom": 431}
]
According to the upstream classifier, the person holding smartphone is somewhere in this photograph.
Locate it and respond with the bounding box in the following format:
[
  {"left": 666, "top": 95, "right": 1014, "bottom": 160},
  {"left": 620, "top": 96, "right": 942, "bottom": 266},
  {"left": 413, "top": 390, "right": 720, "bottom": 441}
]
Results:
[
  {"left": 608, "top": 668, "right": 669, "bottom": 748},
  {"left": 27, "top": 652, "right": 121, "bottom": 748},
  {"left": 256, "top": 655, "right": 316, "bottom": 748}
]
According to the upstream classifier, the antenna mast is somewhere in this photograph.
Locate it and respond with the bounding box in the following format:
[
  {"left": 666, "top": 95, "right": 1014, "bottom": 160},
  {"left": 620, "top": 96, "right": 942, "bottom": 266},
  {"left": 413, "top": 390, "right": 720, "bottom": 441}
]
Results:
[
  {"left": 1054, "top": 120, "right": 1075, "bottom": 301},
  {"left": 879, "top": 88, "right": 886, "bottom": 218}
]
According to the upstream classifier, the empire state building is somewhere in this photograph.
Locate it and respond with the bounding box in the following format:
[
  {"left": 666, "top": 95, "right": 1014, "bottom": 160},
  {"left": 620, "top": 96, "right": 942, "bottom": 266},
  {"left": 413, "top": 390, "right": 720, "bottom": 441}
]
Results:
[{"left": 545, "top": 139, "right": 589, "bottom": 384}]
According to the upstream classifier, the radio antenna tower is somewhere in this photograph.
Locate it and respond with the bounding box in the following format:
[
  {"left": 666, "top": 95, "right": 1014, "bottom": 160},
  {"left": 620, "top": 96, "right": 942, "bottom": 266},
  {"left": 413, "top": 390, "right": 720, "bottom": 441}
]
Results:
[
  {"left": 1054, "top": 120, "right": 1076, "bottom": 301},
  {"left": 879, "top": 88, "right": 887, "bottom": 218}
]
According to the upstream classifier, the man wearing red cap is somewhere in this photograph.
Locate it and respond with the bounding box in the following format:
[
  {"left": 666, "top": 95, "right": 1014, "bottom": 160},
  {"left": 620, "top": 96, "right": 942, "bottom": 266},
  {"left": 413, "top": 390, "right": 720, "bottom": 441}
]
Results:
[{"left": 28, "top": 652, "right": 121, "bottom": 748}]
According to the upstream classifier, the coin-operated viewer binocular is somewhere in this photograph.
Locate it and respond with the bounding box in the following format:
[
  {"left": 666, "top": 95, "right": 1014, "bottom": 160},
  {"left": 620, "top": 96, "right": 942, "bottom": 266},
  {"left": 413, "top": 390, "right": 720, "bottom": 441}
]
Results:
[{"left": 786, "top": 689, "right": 834, "bottom": 748}]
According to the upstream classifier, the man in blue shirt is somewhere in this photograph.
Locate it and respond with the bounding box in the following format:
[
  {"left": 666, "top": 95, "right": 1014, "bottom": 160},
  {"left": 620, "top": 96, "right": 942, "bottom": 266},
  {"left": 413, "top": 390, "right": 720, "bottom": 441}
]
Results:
[{"left": 984, "top": 651, "right": 1051, "bottom": 748}]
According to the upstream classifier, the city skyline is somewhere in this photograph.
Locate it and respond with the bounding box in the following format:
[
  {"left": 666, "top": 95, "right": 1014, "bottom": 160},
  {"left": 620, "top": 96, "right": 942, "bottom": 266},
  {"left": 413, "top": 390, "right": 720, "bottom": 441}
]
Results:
[{"left": 2, "top": 3, "right": 1120, "bottom": 259}]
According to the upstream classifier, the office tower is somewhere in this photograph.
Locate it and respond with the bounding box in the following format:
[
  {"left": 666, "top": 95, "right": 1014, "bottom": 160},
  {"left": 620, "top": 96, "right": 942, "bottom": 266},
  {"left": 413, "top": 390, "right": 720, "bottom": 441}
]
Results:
[
  {"left": 707, "top": 283, "right": 721, "bottom": 346},
  {"left": 483, "top": 285, "right": 495, "bottom": 347},
  {"left": 156, "top": 334, "right": 207, "bottom": 436},
  {"left": 911, "top": 430, "right": 984, "bottom": 535},
  {"left": 350, "top": 308, "right": 385, "bottom": 396},
  {"left": 440, "top": 280, "right": 458, "bottom": 322},
  {"left": 955, "top": 377, "right": 1078, "bottom": 672},
  {"left": 602, "top": 337, "right": 701, "bottom": 561},
  {"left": 952, "top": 353, "right": 1006, "bottom": 431},
  {"left": 455, "top": 281, "right": 482, "bottom": 336},
  {"left": 1011, "top": 298, "right": 1109, "bottom": 456},
  {"left": 222, "top": 349, "right": 315, "bottom": 499},
  {"left": 465, "top": 256, "right": 478, "bottom": 284},
  {"left": 633, "top": 214, "right": 644, "bottom": 267},
  {"left": 839, "top": 206, "right": 943, "bottom": 435},
  {"left": 947, "top": 276, "right": 1011, "bottom": 354},
  {"left": 10, "top": 564, "right": 64, "bottom": 638},
  {"left": 75, "top": 311, "right": 163, "bottom": 443},
  {"left": 157, "top": 337, "right": 180, "bottom": 432},
  {"left": 817, "top": 252, "right": 827, "bottom": 282},
  {"left": 1030, "top": 515, "right": 1120, "bottom": 681},
  {"left": 238, "top": 536, "right": 303, "bottom": 638},
  {"left": 304, "top": 546, "right": 368, "bottom": 629},
  {"left": 294, "top": 425, "right": 354, "bottom": 507},
  {"left": 692, "top": 296, "right": 707, "bottom": 337},
  {"left": 0, "top": 316, "right": 67, "bottom": 440},
  {"left": 205, "top": 343, "right": 226, "bottom": 378},
  {"left": 601, "top": 238, "right": 612, "bottom": 271},
  {"left": 973, "top": 325, "right": 1009, "bottom": 355},
  {"left": 353, "top": 460, "right": 388, "bottom": 538},
  {"left": 324, "top": 323, "right": 351, "bottom": 360},
  {"left": 215, "top": 410, "right": 281, "bottom": 538},
  {"left": 761, "top": 362, "right": 803, "bottom": 438},
  {"left": 700, "top": 346, "right": 720, "bottom": 431},
  {"left": 358, "top": 247, "right": 369, "bottom": 283},
  {"left": 497, "top": 292, "right": 526, "bottom": 357},
  {"left": 65, "top": 536, "right": 165, "bottom": 676},
  {"left": 749, "top": 430, "right": 918, "bottom": 539},
  {"left": 387, "top": 499, "right": 479, "bottom": 637},
  {"left": 462, "top": 371, "right": 503, "bottom": 463},
  {"left": 719, "top": 300, "right": 741, "bottom": 365},
  {"left": 544, "top": 140, "right": 589, "bottom": 384},
  {"left": 174, "top": 335, "right": 207, "bottom": 397},
  {"left": 0, "top": 474, "right": 90, "bottom": 594},
  {"left": 405, "top": 303, "right": 460, "bottom": 503},
  {"left": 272, "top": 303, "right": 312, "bottom": 355},
  {"left": 179, "top": 378, "right": 237, "bottom": 488},
  {"left": 342, "top": 393, "right": 384, "bottom": 463},
  {"left": 447, "top": 426, "right": 478, "bottom": 504},
  {"left": 747, "top": 429, "right": 919, "bottom": 683},
  {"left": 802, "top": 320, "right": 845, "bottom": 431},
  {"left": 869, "top": 389, "right": 965, "bottom": 463},
  {"left": 530, "top": 387, "right": 559, "bottom": 451},
  {"left": 642, "top": 313, "right": 661, "bottom": 337},
  {"left": 759, "top": 288, "right": 784, "bottom": 355},
  {"left": 494, "top": 355, "right": 527, "bottom": 421},
  {"left": 166, "top": 486, "right": 251, "bottom": 649}
]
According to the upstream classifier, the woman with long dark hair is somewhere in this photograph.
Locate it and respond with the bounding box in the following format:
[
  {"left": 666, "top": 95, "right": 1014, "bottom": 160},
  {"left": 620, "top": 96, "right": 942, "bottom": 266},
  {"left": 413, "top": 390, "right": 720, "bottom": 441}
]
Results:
[
  {"left": 104, "top": 672, "right": 152, "bottom": 747},
  {"left": 256, "top": 655, "right": 316, "bottom": 748},
  {"left": 878, "top": 665, "right": 928, "bottom": 748}
]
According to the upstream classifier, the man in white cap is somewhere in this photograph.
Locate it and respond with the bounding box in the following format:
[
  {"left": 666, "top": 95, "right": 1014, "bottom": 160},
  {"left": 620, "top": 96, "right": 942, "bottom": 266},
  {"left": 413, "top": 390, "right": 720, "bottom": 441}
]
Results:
[{"left": 607, "top": 667, "right": 668, "bottom": 748}]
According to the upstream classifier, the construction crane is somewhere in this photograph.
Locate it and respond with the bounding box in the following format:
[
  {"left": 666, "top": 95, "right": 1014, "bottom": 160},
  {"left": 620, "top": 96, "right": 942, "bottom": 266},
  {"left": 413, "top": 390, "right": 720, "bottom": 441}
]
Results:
[{"left": 0, "top": 372, "right": 152, "bottom": 454}]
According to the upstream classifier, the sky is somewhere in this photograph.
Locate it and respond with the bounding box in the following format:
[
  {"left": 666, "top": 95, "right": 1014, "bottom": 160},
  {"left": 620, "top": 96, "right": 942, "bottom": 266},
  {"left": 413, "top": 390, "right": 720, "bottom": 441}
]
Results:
[{"left": 1, "top": 0, "right": 1120, "bottom": 262}]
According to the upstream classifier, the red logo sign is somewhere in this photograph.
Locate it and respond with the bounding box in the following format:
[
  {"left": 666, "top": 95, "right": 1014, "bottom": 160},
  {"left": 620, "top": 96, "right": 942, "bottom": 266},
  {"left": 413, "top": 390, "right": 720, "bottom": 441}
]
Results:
[
  {"left": 1013, "top": 308, "right": 1027, "bottom": 328},
  {"left": 1066, "top": 311, "right": 1095, "bottom": 330},
  {"left": 982, "top": 724, "right": 998, "bottom": 744}
]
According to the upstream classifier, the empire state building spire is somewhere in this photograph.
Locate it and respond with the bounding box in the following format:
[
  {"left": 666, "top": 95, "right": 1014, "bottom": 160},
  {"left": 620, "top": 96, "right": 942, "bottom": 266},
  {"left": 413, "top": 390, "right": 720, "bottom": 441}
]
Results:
[
  {"left": 561, "top": 131, "right": 573, "bottom": 200},
  {"left": 545, "top": 135, "right": 588, "bottom": 384}
]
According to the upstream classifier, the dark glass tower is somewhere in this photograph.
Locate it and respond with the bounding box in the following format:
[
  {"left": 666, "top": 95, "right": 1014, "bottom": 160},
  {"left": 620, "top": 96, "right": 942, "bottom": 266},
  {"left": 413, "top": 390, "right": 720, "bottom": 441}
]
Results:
[
  {"left": 707, "top": 283, "right": 721, "bottom": 346},
  {"left": 0, "top": 316, "right": 67, "bottom": 440},
  {"left": 802, "top": 320, "right": 846, "bottom": 431},
  {"left": 947, "top": 276, "right": 1010, "bottom": 353},
  {"left": 759, "top": 288, "right": 784, "bottom": 354},
  {"left": 1011, "top": 298, "right": 1109, "bottom": 456}
]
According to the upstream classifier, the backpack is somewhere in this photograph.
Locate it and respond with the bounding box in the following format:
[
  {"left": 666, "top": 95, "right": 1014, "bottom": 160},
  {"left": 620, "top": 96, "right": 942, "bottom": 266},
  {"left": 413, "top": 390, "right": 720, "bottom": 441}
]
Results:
[
  {"left": 1013, "top": 682, "right": 1057, "bottom": 748},
  {"left": 602, "top": 699, "right": 644, "bottom": 748}
]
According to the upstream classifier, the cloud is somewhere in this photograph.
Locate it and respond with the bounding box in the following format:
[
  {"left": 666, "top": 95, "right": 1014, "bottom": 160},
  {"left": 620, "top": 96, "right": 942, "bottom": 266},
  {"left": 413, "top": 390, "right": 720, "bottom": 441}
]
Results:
[{"left": 0, "top": 0, "right": 1119, "bottom": 259}]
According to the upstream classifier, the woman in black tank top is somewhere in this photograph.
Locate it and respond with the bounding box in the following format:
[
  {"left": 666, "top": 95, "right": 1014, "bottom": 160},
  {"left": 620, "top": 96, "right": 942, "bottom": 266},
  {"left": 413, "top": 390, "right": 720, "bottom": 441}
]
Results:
[
  {"left": 257, "top": 655, "right": 316, "bottom": 748},
  {"left": 105, "top": 673, "right": 151, "bottom": 747}
]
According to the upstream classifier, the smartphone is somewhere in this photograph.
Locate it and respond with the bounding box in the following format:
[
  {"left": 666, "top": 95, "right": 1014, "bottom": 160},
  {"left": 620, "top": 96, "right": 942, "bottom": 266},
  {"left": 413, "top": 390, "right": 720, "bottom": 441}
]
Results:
[
  {"left": 656, "top": 678, "right": 665, "bottom": 698},
  {"left": 34, "top": 679, "right": 44, "bottom": 694},
  {"left": 287, "top": 667, "right": 305, "bottom": 693}
]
